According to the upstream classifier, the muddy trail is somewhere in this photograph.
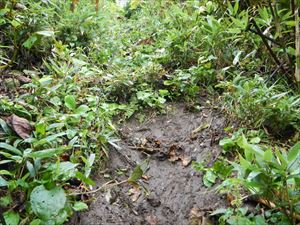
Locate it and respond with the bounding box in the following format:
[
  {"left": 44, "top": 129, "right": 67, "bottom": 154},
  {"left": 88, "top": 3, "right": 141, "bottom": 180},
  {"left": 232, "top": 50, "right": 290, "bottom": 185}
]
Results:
[{"left": 68, "top": 102, "right": 229, "bottom": 225}]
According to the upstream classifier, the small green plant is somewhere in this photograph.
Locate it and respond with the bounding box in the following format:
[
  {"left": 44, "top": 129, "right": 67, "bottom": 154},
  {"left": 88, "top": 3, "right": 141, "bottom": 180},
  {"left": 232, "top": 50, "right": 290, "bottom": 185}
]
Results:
[{"left": 216, "top": 133, "right": 299, "bottom": 225}]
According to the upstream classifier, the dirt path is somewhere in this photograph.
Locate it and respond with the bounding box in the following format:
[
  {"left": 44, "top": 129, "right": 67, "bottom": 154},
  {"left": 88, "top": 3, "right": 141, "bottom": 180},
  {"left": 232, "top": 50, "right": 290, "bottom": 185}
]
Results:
[{"left": 68, "top": 102, "right": 228, "bottom": 225}]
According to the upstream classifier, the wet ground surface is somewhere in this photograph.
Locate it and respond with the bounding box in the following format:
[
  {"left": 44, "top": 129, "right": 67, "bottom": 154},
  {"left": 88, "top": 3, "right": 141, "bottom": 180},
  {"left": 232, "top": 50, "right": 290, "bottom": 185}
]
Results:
[{"left": 68, "top": 102, "right": 229, "bottom": 225}]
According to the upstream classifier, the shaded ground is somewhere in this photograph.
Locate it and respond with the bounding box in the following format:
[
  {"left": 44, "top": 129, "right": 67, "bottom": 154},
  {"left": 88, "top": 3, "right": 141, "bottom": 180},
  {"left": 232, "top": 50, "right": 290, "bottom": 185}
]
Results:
[{"left": 68, "top": 101, "right": 229, "bottom": 225}]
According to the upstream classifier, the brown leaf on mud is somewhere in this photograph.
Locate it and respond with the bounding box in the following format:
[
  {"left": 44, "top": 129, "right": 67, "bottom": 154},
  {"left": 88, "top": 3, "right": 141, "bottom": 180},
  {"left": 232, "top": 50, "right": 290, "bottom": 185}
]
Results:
[
  {"left": 154, "top": 140, "right": 161, "bottom": 147},
  {"left": 168, "top": 145, "right": 191, "bottom": 166},
  {"left": 146, "top": 214, "right": 158, "bottom": 225},
  {"left": 179, "top": 155, "right": 192, "bottom": 167},
  {"left": 129, "top": 187, "right": 141, "bottom": 202},
  {"left": 167, "top": 144, "right": 181, "bottom": 162},
  {"left": 189, "top": 207, "right": 213, "bottom": 225},
  {"left": 6, "top": 114, "right": 33, "bottom": 139},
  {"left": 142, "top": 175, "right": 150, "bottom": 181},
  {"left": 141, "top": 137, "right": 148, "bottom": 146}
]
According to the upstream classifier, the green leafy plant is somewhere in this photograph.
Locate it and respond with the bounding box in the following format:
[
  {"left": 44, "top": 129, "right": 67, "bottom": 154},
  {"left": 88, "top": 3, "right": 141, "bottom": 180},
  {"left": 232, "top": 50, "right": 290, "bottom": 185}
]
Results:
[
  {"left": 220, "top": 75, "right": 300, "bottom": 137},
  {"left": 218, "top": 134, "right": 300, "bottom": 224}
]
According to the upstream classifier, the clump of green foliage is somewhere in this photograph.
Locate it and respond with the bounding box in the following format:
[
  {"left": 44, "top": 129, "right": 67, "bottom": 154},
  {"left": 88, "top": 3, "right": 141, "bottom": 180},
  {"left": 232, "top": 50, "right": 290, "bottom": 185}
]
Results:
[
  {"left": 194, "top": 132, "right": 300, "bottom": 225},
  {"left": 220, "top": 76, "right": 300, "bottom": 138}
]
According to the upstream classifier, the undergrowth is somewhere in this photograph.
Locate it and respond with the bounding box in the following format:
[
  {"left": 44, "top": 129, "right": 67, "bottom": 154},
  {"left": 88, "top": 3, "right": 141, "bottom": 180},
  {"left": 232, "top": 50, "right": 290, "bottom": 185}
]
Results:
[{"left": 0, "top": 0, "right": 299, "bottom": 224}]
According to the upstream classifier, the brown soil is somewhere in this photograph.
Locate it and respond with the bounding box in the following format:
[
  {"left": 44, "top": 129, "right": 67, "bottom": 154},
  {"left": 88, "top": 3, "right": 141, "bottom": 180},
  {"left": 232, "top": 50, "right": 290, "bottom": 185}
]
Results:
[{"left": 67, "top": 102, "right": 229, "bottom": 225}]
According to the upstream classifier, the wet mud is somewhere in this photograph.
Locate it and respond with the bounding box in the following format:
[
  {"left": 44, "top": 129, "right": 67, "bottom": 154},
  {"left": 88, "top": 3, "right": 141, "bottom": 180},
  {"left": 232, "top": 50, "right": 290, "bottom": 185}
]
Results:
[{"left": 68, "top": 102, "right": 229, "bottom": 225}]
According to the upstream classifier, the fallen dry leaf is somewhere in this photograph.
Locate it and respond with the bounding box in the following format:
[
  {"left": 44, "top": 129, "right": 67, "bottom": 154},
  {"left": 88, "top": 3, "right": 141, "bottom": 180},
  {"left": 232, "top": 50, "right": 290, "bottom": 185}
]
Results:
[
  {"left": 6, "top": 114, "right": 33, "bottom": 139},
  {"left": 141, "top": 138, "right": 148, "bottom": 146},
  {"left": 179, "top": 155, "right": 192, "bottom": 167},
  {"left": 146, "top": 214, "right": 158, "bottom": 225},
  {"left": 168, "top": 144, "right": 182, "bottom": 162},
  {"left": 142, "top": 175, "right": 150, "bottom": 181},
  {"left": 226, "top": 193, "right": 235, "bottom": 206},
  {"left": 154, "top": 140, "right": 161, "bottom": 147},
  {"left": 189, "top": 207, "right": 213, "bottom": 225},
  {"left": 129, "top": 187, "right": 141, "bottom": 202},
  {"left": 16, "top": 75, "right": 32, "bottom": 84},
  {"left": 168, "top": 145, "right": 191, "bottom": 166}
]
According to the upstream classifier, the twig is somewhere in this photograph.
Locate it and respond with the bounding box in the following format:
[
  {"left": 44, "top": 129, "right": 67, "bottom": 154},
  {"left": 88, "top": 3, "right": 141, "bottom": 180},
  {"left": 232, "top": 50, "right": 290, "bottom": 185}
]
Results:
[
  {"left": 257, "top": 198, "right": 300, "bottom": 222},
  {"left": 128, "top": 146, "right": 160, "bottom": 152},
  {"left": 247, "top": 28, "right": 281, "bottom": 46},
  {"left": 110, "top": 144, "right": 136, "bottom": 167},
  {"left": 265, "top": 62, "right": 285, "bottom": 82},
  {"left": 295, "top": 4, "right": 300, "bottom": 83},
  {"left": 0, "top": 209, "right": 6, "bottom": 225},
  {"left": 69, "top": 180, "right": 128, "bottom": 196},
  {"left": 250, "top": 18, "right": 286, "bottom": 74}
]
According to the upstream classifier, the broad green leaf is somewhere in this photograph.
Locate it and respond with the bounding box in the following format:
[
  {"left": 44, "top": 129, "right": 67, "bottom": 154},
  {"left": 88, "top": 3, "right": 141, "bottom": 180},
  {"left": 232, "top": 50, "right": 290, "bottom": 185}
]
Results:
[
  {"left": 203, "top": 170, "right": 217, "bottom": 187},
  {"left": 263, "top": 149, "right": 273, "bottom": 162},
  {"left": 83, "top": 154, "right": 95, "bottom": 178},
  {"left": 237, "top": 135, "right": 252, "bottom": 160},
  {"left": 284, "top": 20, "right": 296, "bottom": 26},
  {"left": 288, "top": 141, "right": 300, "bottom": 162},
  {"left": 159, "top": 89, "right": 169, "bottom": 96},
  {"left": 219, "top": 137, "right": 235, "bottom": 150},
  {"left": 210, "top": 208, "right": 227, "bottom": 216},
  {"left": 49, "top": 96, "right": 62, "bottom": 106},
  {"left": 250, "top": 137, "right": 261, "bottom": 144},
  {"left": 0, "top": 143, "right": 22, "bottom": 156},
  {"left": 36, "top": 30, "right": 55, "bottom": 37},
  {"left": 28, "top": 147, "right": 69, "bottom": 159},
  {"left": 10, "top": 19, "right": 21, "bottom": 28},
  {"left": 74, "top": 105, "right": 89, "bottom": 115},
  {"left": 0, "top": 175, "right": 8, "bottom": 187},
  {"left": 0, "top": 118, "right": 11, "bottom": 134},
  {"left": 23, "top": 35, "right": 38, "bottom": 49},
  {"left": 75, "top": 172, "right": 95, "bottom": 186},
  {"left": 0, "top": 8, "right": 10, "bottom": 16},
  {"left": 33, "top": 132, "right": 67, "bottom": 147},
  {"left": 4, "top": 211, "right": 19, "bottom": 225},
  {"left": 30, "top": 185, "right": 66, "bottom": 221},
  {"left": 35, "top": 123, "right": 46, "bottom": 135},
  {"left": 237, "top": 135, "right": 263, "bottom": 159},
  {"left": 29, "top": 219, "right": 42, "bottom": 225},
  {"left": 275, "top": 149, "right": 288, "bottom": 169},
  {"left": 26, "top": 161, "right": 36, "bottom": 177},
  {"left": 233, "top": 50, "right": 242, "bottom": 65},
  {"left": 38, "top": 76, "right": 53, "bottom": 86},
  {"left": 239, "top": 154, "right": 251, "bottom": 170},
  {"left": 0, "top": 159, "right": 13, "bottom": 165},
  {"left": 254, "top": 215, "right": 267, "bottom": 225},
  {"left": 64, "top": 95, "right": 76, "bottom": 110},
  {"left": 128, "top": 165, "right": 143, "bottom": 182},
  {"left": 49, "top": 161, "right": 77, "bottom": 180},
  {"left": 73, "top": 202, "right": 88, "bottom": 211},
  {"left": 0, "top": 195, "right": 12, "bottom": 207},
  {"left": 0, "top": 170, "right": 13, "bottom": 176}
]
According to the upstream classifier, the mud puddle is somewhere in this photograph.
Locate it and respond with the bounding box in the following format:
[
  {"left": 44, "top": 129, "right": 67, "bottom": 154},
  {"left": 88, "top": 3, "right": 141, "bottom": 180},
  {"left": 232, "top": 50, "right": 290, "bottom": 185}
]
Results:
[{"left": 68, "top": 102, "right": 229, "bottom": 225}]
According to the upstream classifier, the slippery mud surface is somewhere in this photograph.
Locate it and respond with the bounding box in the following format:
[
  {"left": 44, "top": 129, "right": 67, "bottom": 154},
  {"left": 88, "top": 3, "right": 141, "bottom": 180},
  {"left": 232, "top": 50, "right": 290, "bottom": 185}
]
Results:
[{"left": 68, "top": 102, "right": 229, "bottom": 225}]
